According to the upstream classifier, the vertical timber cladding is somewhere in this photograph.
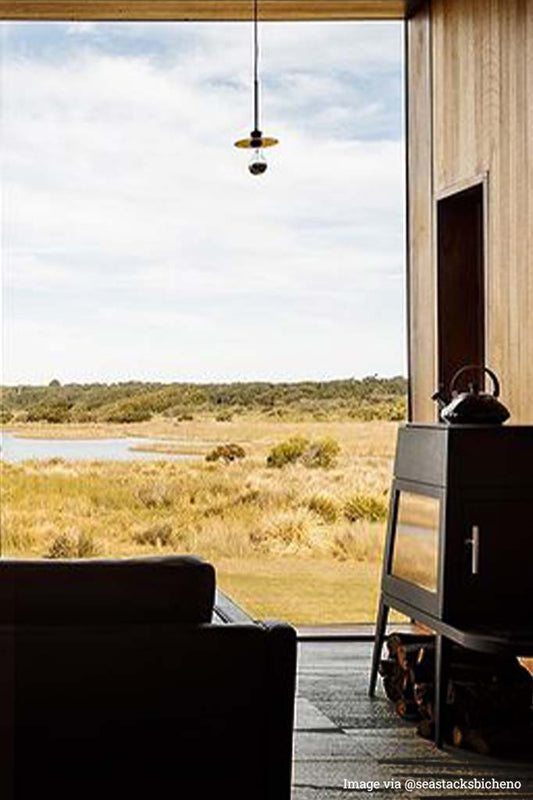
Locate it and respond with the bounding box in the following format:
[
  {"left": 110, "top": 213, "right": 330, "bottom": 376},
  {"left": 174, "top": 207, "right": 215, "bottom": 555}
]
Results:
[
  {"left": 430, "top": 0, "right": 533, "bottom": 422},
  {"left": 407, "top": 2, "right": 437, "bottom": 422}
]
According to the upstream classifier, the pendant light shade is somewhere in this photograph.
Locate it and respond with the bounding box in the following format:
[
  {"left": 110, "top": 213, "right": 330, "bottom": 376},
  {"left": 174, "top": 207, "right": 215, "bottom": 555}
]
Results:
[{"left": 234, "top": 0, "right": 278, "bottom": 174}]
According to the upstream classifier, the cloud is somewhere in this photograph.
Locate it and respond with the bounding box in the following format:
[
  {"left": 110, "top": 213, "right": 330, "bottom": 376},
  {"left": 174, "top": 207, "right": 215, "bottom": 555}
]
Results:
[{"left": 1, "top": 20, "right": 405, "bottom": 384}]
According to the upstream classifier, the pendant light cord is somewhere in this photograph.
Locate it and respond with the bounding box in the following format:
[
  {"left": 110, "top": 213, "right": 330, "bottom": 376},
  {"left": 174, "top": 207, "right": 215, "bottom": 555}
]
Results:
[{"left": 253, "top": 0, "right": 259, "bottom": 133}]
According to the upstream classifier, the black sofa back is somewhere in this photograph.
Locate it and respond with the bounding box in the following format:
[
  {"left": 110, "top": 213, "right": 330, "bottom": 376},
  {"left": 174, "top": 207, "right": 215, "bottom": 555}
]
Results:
[
  {"left": 0, "top": 555, "right": 215, "bottom": 624},
  {"left": 0, "top": 556, "right": 296, "bottom": 800}
]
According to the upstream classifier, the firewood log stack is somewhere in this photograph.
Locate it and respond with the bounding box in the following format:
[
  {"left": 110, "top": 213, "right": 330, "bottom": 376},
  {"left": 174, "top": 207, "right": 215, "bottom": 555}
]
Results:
[{"left": 378, "top": 633, "right": 533, "bottom": 756}]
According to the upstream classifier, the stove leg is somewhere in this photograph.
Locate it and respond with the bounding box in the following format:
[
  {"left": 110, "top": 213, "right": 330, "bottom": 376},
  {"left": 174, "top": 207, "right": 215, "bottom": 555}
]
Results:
[
  {"left": 435, "top": 634, "right": 450, "bottom": 748},
  {"left": 369, "top": 600, "right": 389, "bottom": 697}
]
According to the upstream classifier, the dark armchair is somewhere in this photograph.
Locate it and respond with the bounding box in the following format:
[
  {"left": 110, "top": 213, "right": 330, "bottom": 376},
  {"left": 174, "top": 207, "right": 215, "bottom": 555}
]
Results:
[{"left": 0, "top": 556, "right": 297, "bottom": 800}]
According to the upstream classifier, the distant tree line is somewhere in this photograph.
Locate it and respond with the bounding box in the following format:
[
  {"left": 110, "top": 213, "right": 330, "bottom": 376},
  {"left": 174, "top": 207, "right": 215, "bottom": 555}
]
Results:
[{"left": 0, "top": 376, "right": 407, "bottom": 424}]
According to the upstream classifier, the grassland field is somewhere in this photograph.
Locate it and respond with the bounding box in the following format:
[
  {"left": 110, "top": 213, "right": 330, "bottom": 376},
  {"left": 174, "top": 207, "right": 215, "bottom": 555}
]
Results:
[{"left": 0, "top": 414, "right": 425, "bottom": 623}]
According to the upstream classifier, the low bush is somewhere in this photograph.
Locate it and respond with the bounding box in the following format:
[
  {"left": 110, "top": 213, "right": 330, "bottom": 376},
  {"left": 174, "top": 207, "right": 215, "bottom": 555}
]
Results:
[
  {"left": 69, "top": 407, "right": 95, "bottom": 423},
  {"left": 205, "top": 443, "right": 246, "bottom": 464},
  {"left": 46, "top": 533, "right": 76, "bottom": 558},
  {"left": 301, "top": 438, "right": 341, "bottom": 469},
  {"left": 215, "top": 411, "right": 233, "bottom": 422},
  {"left": 267, "top": 436, "right": 340, "bottom": 469},
  {"left": 265, "top": 408, "right": 286, "bottom": 419},
  {"left": 77, "top": 531, "right": 100, "bottom": 557},
  {"left": 266, "top": 437, "right": 309, "bottom": 468},
  {"left": 134, "top": 483, "right": 175, "bottom": 509},
  {"left": 250, "top": 511, "right": 311, "bottom": 550},
  {"left": 133, "top": 522, "right": 174, "bottom": 547},
  {"left": 103, "top": 403, "right": 152, "bottom": 423},
  {"left": 46, "top": 530, "right": 100, "bottom": 559},
  {"left": 308, "top": 494, "right": 339, "bottom": 523},
  {"left": 343, "top": 494, "right": 388, "bottom": 523},
  {"left": 27, "top": 403, "right": 71, "bottom": 424}
]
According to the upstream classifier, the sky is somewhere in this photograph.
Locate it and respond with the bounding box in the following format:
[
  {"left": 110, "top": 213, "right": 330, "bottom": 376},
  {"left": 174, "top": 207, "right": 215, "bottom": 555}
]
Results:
[{"left": 0, "top": 20, "right": 405, "bottom": 386}]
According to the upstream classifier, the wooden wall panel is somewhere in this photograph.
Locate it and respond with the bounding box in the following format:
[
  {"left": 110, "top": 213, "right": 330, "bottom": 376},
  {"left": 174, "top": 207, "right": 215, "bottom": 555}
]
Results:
[
  {"left": 434, "top": 0, "right": 533, "bottom": 422},
  {"left": 407, "top": 3, "right": 437, "bottom": 422},
  {"left": 0, "top": 0, "right": 409, "bottom": 21},
  {"left": 408, "top": 0, "right": 533, "bottom": 422}
]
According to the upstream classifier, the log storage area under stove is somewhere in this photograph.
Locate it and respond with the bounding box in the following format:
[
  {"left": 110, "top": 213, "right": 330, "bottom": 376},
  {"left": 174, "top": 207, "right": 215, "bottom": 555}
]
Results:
[
  {"left": 370, "top": 423, "right": 533, "bottom": 749},
  {"left": 379, "top": 633, "right": 533, "bottom": 757}
]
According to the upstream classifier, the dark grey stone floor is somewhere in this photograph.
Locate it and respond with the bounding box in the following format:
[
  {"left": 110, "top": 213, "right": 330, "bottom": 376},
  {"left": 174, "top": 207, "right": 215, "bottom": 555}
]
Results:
[{"left": 293, "top": 641, "right": 533, "bottom": 800}]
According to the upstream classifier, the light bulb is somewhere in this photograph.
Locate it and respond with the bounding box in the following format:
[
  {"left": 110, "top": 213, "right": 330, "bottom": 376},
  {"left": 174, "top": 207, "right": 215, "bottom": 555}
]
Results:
[{"left": 248, "top": 148, "right": 267, "bottom": 175}]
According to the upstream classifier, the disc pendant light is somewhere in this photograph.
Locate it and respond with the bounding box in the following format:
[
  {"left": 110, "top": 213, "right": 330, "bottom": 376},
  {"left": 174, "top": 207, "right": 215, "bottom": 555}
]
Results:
[{"left": 234, "top": 0, "right": 278, "bottom": 174}]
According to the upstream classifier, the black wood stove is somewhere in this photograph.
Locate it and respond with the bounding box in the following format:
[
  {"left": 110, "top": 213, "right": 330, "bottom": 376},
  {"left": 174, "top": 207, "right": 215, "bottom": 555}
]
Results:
[
  {"left": 370, "top": 423, "right": 533, "bottom": 746},
  {"left": 380, "top": 423, "right": 533, "bottom": 627}
]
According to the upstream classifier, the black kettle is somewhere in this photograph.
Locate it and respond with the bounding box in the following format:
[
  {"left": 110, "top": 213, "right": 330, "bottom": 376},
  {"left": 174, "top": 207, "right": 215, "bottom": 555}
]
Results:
[{"left": 438, "top": 365, "right": 510, "bottom": 425}]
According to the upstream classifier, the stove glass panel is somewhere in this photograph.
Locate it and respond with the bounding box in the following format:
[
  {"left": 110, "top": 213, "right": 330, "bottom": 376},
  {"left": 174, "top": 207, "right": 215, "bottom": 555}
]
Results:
[{"left": 391, "top": 491, "right": 440, "bottom": 592}]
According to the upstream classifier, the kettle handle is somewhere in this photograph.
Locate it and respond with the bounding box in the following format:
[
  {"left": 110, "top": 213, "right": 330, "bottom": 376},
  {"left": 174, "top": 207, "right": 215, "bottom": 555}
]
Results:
[{"left": 449, "top": 365, "right": 500, "bottom": 398}]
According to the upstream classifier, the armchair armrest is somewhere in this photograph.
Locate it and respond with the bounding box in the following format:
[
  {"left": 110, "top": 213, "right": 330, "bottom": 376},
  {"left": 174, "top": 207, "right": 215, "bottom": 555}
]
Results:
[{"left": 0, "top": 619, "right": 297, "bottom": 800}]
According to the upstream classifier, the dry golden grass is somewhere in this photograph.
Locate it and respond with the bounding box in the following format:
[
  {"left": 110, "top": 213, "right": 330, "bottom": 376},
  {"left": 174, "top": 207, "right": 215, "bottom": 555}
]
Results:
[
  {"left": 4, "top": 415, "right": 398, "bottom": 456},
  {"left": 217, "top": 556, "right": 383, "bottom": 623},
  {"left": 0, "top": 419, "right": 430, "bottom": 623}
]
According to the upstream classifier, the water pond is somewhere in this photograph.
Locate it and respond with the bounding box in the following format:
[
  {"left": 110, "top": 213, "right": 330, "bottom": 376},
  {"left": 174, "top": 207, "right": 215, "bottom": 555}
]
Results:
[{"left": 0, "top": 432, "right": 192, "bottom": 462}]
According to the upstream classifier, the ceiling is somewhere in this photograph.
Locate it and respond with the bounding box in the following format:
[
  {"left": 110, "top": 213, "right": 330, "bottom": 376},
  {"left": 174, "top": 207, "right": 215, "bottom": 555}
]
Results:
[{"left": 0, "top": 0, "right": 423, "bottom": 21}]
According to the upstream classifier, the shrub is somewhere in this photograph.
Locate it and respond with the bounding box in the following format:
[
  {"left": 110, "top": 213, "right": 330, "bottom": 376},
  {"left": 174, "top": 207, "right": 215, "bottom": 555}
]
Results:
[
  {"left": 347, "top": 397, "right": 407, "bottom": 422},
  {"left": 215, "top": 411, "right": 233, "bottom": 422},
  {"left": 69, "top": 407, "right": 95, "bottom": 423},
  {"left": 343, "top": 494, "right": 388, "bottom": 523},
  {"left": 134, "top": 483, "right": 174, "bottom": 509},
  {"left": 238, "top": 487, "right": 261, "bottom": 503},
  {"left": 266, "top": 437, "right": 309, "bottom": 468},
  {"left": 133, "top": 522, "right": 174, "bottom": 547},
  {"left": 301, "top": 438, "right": 341, "bottom": 469},
  {"left": 104, "top": 403, "right": 152, "bottom": 423},
  {"left": 389, "top": 397, "right": 407, "bottom": 421},
  {"left": 45, "top": 406, "right": 71, "bottom": 423},
  {"left": 250, "top": 511, "right": 310, "bottom": 550},
  {"left": 0, "top": 409, "right": 13, "bottom": 424},
  {"left": 46, "top": 533, "right": 75, "bottom": 559},
  {"left": 27, "top": 403, "right": 71, "bottom": 424},
  {"left": 77, "top": 531, "right": 100, "bottom": 557},
  {"left": 308, "top": 494, "right": 338, "bottom": 523},
  {"left": 265, "top": 408, "right": 285, "bottom": 419},
  {"left": 205, "top": 443, "right": 246, "bottom": 464},
  {"left": 46, "top": 530, "right": 100, "bottom": 559},
  {"left": 267, "top": 436, "right": 340, "bottom": 469}
]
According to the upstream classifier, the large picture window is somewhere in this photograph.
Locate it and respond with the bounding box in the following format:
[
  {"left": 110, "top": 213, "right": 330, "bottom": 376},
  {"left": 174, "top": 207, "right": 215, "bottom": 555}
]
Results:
[{"left": 0, "top": 19, "right": 405, "bottom": 624}]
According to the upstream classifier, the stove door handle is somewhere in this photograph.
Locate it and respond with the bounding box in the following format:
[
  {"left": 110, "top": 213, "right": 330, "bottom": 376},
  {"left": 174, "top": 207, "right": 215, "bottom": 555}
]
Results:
[{"left": 466, "top": 525, "right": 480, "bottom": 575}]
